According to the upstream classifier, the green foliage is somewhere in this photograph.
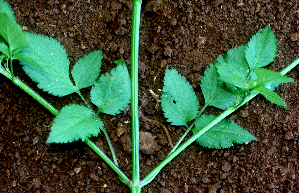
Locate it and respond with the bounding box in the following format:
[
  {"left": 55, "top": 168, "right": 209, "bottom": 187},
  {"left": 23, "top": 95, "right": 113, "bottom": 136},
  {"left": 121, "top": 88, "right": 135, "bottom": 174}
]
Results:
[
  {"left": 47, "top": 104, "right": 103, "bottom": 143},
  {"left": 90, "top": 60, "right": 131, "bottom": 115},
  {"left": 192, "top": 115, "right": 256, "bottom": 149},
  {"left": 0, "top": 13, "right": 29, "bottom": 54},
  {"left": 0, "top": 42, "right": 9, "bottom": 56},
  {"left": 20, "top": 33, "right": 76, "bottom": 97},
  {"left": 161, "top": 67, "right": 199, "bottom": 127},
  {"left": 0, "top": 0, "right": 16, "bottom": 20},
  {"left": 71, "top": 50, "right": 103, "bottom": 90},
  {"left": 253, "top": 86, "right": 287, "bottom": 107},
  {"left": 255, "top": 68, "right": 293, "bottom": 86},
  {"left": 200, "top": 64, "right": 236, "bottom": 110},
  {"left": 245, "top": 25, "right": 277, "bottom": 70}
]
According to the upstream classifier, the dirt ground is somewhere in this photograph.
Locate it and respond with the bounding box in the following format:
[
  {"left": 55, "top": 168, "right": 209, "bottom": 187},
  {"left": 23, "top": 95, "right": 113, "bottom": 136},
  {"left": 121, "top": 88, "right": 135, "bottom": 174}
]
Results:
[{"left": 1, "top": 0, "right": 299, "bottom": 192}]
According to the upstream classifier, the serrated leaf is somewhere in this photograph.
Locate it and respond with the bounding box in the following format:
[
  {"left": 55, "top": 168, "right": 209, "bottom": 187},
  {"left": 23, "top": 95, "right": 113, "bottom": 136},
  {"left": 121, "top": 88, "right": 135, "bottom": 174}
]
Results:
[
  {"left": 255, "top": 68, "right": 293, "bottom": 87},
  {"left": 13, "top": 52, "right": 43, "bottom": 71},
  {"left": 253, "top": 86, "right": 286, "bottom": 107},
  {"left": 71, "top": 50, "right": 103, "bottom": 90},
  {"left": 192, "top": 114, "right": 256, "bottom": 149},
  {"left": 245, "top": 26, "right": 277, "bottom": 70},
  {"left": 214, "top": 45, "right": 250, "bottom": 88},
  {"left": 20, "top": 33, "right": 76, "bottom": 97},
  {"left": 161, "top": 67, "right": 199, "bottom": 126},
  {"left": 90, "top": 62, "right": 131, "bottom": 115},
  {"left": 201, "top": 64, "right": 236, "bottom": 110},
  {"left": 47, "top": 104, "right": 103, "bottom": 143},
  {"left": 0, "top": 0, "right": 16, "bottom": 20},
  {"left": 0, "top": 13, "right": 29, "bottom": 53},
  {"left": 0, "top": 41, "right": 9, "bottom": 56}
]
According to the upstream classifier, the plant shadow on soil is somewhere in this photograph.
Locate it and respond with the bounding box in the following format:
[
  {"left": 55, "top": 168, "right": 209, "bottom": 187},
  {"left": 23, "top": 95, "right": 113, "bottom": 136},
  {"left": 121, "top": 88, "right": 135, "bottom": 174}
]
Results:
[{"left": 1, "top": 0, "right": 299, "bottom": 192}]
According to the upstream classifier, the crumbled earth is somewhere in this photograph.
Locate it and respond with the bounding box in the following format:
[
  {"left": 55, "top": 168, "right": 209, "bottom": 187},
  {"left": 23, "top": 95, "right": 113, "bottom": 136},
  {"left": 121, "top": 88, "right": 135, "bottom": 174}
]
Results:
[{"left": 1, "top": 0, "right": 299, "bottom": 192}]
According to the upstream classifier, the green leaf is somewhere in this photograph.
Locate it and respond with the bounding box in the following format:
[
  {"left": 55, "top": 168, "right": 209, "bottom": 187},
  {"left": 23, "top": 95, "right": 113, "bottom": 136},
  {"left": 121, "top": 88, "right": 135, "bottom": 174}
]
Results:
[
  {"left": 253, "top": 86, "right": 286, "bottom": 107},
  {"left": 201, "top": 64, "right": 236, "bottom": 110},
  {"left": 47, "top": 104, "right": 103, "bottom": 143},
  {"left": 20, "top": 33, "right": 76, "bottom": 97},
  {"left": 245, "top": 25, "right": 277, "bottom": 70},
  {"left": 90, "top": 61, "right": 131, "bottom": 115},
  {"left": 255, "top": 68, "right": 293, "bottom": 87},
  {"left": 71, "top": 50, "right": 103, "bottom": 90},
  {"left": 214, "top": 45, "right": 250, "bottom": 88},
  {"left": 0, "top": 41, "right": 9, "bottom": 56},
  {"left": 161, "top": 67, "right": 199, "bottom": 126},
  {"left": 192, "top": 115, "right": 256, "bottom": 149},
  {"left": 0, "top": 13, "right": 29, "bottom": 53},
  {"left": 0, "top": 0, "right": 16, "bottom": 20}
]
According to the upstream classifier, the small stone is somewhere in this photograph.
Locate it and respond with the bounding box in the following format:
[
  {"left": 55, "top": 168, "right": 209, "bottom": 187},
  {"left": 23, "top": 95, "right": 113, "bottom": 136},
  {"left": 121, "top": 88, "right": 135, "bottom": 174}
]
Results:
[
  {"left": 164, "top": 46, "right": 173, "bottom": 57},
  {"left": 89, "top": 173, "right": 99, "bottom": 181},
  {"left": 221, "top": 162, "right": 231, "bottom": 172},
  {"left": 139, "top": 131, "right": 158, "bottom": 154},
  {"left": 284, "top": 131, "right": 294, "bottom": 140},
  {"left": 116, "top": 123, "right": 126, "bottom": 137},
  {"left": 33, "top": 137, "right": 39, "bottom": 145},
  {"left": 291, "top": 33, "right": 298, "bottom": 41}
]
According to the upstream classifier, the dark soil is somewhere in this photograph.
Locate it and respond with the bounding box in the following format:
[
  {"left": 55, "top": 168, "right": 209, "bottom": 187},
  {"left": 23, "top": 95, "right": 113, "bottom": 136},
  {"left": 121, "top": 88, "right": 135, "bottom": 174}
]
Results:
[{"left": 1, "top": 0, "right": 299, "bottom": 192}]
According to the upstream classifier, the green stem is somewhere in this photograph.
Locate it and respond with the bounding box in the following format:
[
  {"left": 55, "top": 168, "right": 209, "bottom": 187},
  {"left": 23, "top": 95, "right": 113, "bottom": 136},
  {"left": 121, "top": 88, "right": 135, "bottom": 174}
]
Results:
[
  {"left": 280, "top": 57, "right": 299, "bottom": 75},
  {"left": 85, "top": 138, "right": 130, "bottom": 185},
  {"left": 102, "top": 128, "right": 119, "bottom": 166},
  {"left": 131, "top": 0, "right": 142, "bottom": 190},
  {"left": 12, "top": 77, "right": 59, "bottom": 116}
]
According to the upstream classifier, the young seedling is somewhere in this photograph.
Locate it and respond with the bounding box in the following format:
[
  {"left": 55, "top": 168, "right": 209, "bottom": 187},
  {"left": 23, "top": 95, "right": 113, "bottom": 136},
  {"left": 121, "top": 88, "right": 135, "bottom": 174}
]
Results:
[{"left": 1, "top": 0, "right": 299, "bottom": 192}]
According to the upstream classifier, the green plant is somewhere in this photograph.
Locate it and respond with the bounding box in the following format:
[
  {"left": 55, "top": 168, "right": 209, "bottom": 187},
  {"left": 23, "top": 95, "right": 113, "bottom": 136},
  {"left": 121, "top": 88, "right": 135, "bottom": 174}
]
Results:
[{"left": 1, "top": 0, "right": 299, "bottom": 192}]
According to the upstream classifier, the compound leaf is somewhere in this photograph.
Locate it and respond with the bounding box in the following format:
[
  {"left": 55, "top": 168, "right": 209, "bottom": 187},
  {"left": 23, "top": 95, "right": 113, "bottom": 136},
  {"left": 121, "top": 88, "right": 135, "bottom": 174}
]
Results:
[
  {"left": 255, "top": 68, "right": 293, "bottom": 87},
  {"left": 161, "top": 67, "right": 199, "bottom": 127},
  {"left": 90, "top": 60, "right": 131, "bottom": 115},
  {"left": 192, "top": 114, "right": 256, "bottom": 149},
  {"left": 245, "top": 25, "right": 277, "bottom": 70},
  {"left": 253, "top": 86, "right": 286, "bottom": 107},
  {"left": 201, "top": 64, "right": 236, "bottom": 110},
  {"left": 71, "top": 50, "right": 103, "bottom": 90},
  {"left": 0, "top": 0, "right": 16, "bottom": 20},
  {"left": 47, "top": 104, "right": 103, "bottom": 143},
  {"left": 20, "top": 33, "right": 76, "bottom": 97},
  {"left": 0, "top": 13, "right": 29, "bottom": 53}
]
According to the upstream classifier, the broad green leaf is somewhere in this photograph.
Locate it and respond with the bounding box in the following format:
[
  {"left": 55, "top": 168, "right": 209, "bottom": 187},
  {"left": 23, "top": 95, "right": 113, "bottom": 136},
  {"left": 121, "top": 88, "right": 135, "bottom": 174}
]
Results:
[
  {"left": 253, "top": 86, "right": 286, "bottom": 107},
  {"left": 0, "top": 13, "right": 29, "bottom": 53},
  {"left": 90, "top": 61, "right": 131, "bottom": 115},
  {"left": 20, "top": 33, "right": 76, "bottom": 97},
  {"left": 255, "top": 68, "right": 293, "bottom": 87},
  {"left": 201, "top": 64, "right": 236, "bottom": 110},
  {"left": 0, "top": 0, "right": 16, "bottom": 20},
  {"left": 47, "top": 104, "right": 103, "bottom": 143},
  {"left": 215, "top": 45, "right": 250, "bottom": 89},
  {"left": 71, "top": 50, "right": 103, "bottom": 90},
  {"left": 192, "top": 114, "right": 256, "bottom": 149},
  {"left": 161, "top": 67, "right": 199, "bottom": 126},
  {"left": 245, "top": 26, "right": 277, "bottom": 70},
  {"left": 0, "top": 42, "right": 9, "bottom": 56}
]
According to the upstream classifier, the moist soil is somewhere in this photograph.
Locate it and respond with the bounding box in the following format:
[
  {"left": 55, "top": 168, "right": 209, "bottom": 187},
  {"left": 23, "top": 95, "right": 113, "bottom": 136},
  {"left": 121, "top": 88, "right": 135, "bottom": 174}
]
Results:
[{"left": 1, "top": 0, "right": 299, "bottom": 192}]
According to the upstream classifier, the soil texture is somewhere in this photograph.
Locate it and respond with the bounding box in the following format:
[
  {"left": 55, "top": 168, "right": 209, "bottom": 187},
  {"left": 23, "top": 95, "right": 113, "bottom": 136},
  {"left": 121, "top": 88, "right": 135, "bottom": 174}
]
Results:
[{"left": 1, "top": 0, "right": 299, "bottom": 192}]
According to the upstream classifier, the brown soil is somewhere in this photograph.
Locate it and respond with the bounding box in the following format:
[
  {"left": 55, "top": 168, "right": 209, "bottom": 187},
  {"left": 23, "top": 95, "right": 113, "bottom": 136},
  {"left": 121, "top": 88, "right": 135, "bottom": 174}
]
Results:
[{"left": 1, "top": 0, "right": 299, "bottom": 192}]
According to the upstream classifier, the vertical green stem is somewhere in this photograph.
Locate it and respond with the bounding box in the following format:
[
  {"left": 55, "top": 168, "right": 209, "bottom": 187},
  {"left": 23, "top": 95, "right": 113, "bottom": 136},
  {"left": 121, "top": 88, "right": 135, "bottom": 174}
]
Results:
[{"left": 131, "top": 0, "right": 142, "bottom": 190}]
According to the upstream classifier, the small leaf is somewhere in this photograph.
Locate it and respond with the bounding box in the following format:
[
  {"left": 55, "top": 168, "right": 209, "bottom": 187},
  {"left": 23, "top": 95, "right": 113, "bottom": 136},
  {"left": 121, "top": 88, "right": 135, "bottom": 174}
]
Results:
[
  {"left": 20, "top": 33, "right": 76, "bottom": 97},
  {"left": 201, "top": 64, "right": 236, "bottom": 110},
  {"left": 253, "top": 86, "right": 286, "bottom": 107},
  {"left": 0, "top": 0, "right": 16, "bottom": 20},
  {"left": 161, "top": 67, "right": 199, "bottom": 126},
  {"left": 245, "top": 25, "right": 277, "bottom": 70},
  {"left": 214, "top": 45, "right": 250, "bottom": 88},
  {"left": 0, "top": 13, "right": 29, "bottom": 53},
  {"left": 0, "top": 41, "right": 9, "bottom": 56},
  {"left": 90, "top": 62, "right": 131, "bottom": 115},
  {"left": 255, "top": 68, "right": 293, "bottom": 87},
  {"left": 71, "top": 50, "right": 103, "bottom": 90},
  {"left": 13, "top": 52, "right": 43, "bottom": 71},
  {"left": 192, "top": 114, "right": 256, "bottom": 149},
  {"left": 47, "top": 104, "right": 103, "bottom": 143}
]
